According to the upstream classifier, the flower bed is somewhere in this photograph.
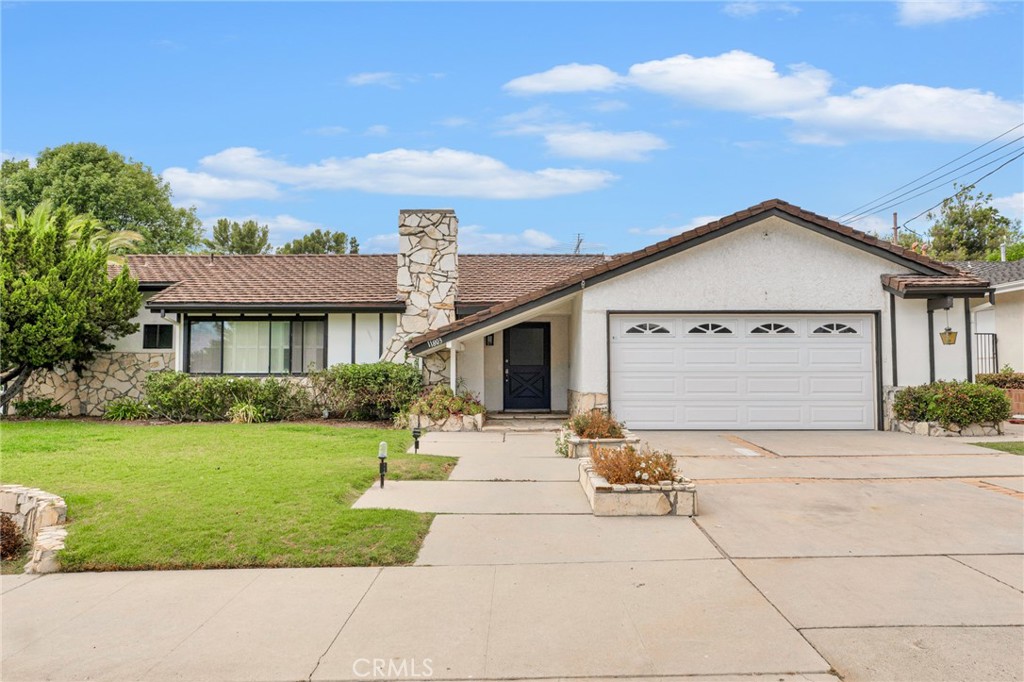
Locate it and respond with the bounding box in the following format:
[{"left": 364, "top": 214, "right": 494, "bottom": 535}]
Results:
[
  {"left": 578, "top": 459, "right": 697, "bottom": 516},
  {"left": 556, "top": 410, "right": 639, "bottom": 458}
]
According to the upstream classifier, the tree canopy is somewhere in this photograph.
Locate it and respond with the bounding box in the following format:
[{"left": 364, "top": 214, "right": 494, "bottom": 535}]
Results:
[
  {"left": 0, "top": 142, "right": 202, "bottom": 254},
  {"left": 0, "top": 203, "right": 142, "bottom": 410},
  {"left": 928, "top": 184, "right": 1022, "bottom": 261},
  {"left": 204, "top": 218, "right": 272, "bottom": 254},
  {"left": 277, "top": 228, "right": 359, "bottom": 254}
]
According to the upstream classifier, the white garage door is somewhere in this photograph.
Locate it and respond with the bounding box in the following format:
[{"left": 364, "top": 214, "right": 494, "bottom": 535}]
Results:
[{"left": 610, "top": 314, "right": 876, "bottom": 430}]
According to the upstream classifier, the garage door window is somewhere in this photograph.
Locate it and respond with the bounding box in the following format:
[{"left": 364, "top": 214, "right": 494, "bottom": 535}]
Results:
[
  {"left": 688, "top": 323, "right": 732, "bottom": 335},
  {"left": 625, "top": 322, "right": 672, "bottom": 335},
  {"left": 813, "top": 322, "right": 858, "bottom": 335},
  {"left": 750, "top": 322, "right": 795, "bottom": 334}
]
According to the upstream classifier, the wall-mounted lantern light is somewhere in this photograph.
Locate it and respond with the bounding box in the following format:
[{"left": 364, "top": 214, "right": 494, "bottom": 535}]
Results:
[{"left": 485, "top": 334, "right": 494, "bottom": 346}]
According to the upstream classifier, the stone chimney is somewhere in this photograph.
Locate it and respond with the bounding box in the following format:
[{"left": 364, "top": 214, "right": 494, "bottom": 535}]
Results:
[{"left": 382, "top": 209, "right": 458, "bottom": 363}]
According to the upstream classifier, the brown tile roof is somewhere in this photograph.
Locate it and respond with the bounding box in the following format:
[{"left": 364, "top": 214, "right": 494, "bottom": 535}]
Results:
[
  {"left": 881, "top": 273, "right": 991, "bottom": 294},
  {"left": 406, "top": 199, "right": 969, "bottom": 351},
  {"left": 112, "top": 253, "right": 608, "bottom": 308}
]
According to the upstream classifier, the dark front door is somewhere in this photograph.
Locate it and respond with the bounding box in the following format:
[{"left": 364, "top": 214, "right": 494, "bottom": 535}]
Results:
[{"left": 503, "top": 323, "right": 551, "bottom": 410}]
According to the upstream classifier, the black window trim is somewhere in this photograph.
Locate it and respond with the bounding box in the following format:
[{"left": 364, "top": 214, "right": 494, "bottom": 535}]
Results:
[
  {"left": 184, "top": 315, "right": 327, "bottom": 376},
  {"left": 142, "top": 323, "right": 174, "bottom": 349}
]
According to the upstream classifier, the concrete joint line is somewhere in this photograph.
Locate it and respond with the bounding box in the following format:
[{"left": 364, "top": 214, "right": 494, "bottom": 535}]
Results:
[
  {"left": 481, "top": 565, "right": 498, "bottom": 674},
  {"left": 307, "top": 567, "right": 383, "bottom": 682},
  {"left": 722, "top": 435, "right": 780, "bottom": 458},
  {"left": 946, "top": 555, "right": 1024, "bottom": 594},
  {"left": 961, "top": 478, "right": 1024, "bottom": 499}
]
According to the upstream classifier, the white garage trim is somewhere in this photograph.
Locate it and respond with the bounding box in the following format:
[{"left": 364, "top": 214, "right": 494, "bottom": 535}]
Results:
[{"left": 608, "top": 310, "right": 883, "bottom": 431}]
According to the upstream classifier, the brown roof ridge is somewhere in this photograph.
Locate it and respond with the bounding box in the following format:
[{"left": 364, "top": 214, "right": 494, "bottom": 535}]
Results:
[{"left": 406, "top": 199, "right": 965, "bottom": 351}]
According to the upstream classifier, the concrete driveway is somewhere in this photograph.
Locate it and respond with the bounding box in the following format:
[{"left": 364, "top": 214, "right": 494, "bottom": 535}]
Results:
[{"left": 3, "top": 429, "right": 1022, "bottom": 682}]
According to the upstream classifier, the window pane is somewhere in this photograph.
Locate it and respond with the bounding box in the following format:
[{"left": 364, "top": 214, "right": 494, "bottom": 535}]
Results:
[
  {"left": 291, "top": 323, "right": 304, "bottom": 373},
  {"left": 158, "top": 325, "right": 173, "bottom": 348},
  {"left": 270, "top": 321, "right": 290, "bottom": 374},
  {"left": 223, "top": 321, "right": 270, "bottom": 373},
  {"left": 508, "top": 327, "right": 545, "bottom": 365},
  {"left": 303, "top": 320, "right": 325, "bottom": 371},
  {"left": 189, "top": 321, "right": 222, "bottom": 373}
]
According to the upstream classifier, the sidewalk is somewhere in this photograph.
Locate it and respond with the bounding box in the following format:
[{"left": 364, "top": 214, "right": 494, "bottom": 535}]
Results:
[{"left": 3, "top": 430, "right": 1022, "bottom": 681}]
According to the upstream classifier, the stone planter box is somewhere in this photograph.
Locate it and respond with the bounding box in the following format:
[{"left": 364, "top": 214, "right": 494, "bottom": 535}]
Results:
[
  {"left": 561, "top": 429, "right": 640, "bottom": 459},
  {"left": 409, "top": 412, "right": 485, "bottom": 432},
  {"left": 1, "top": 484, "right": 67, "bottom": 574},
  {"left": 578, "top": 459, "right": 697, "bottom": 516},
  {"left": 892, "top": 419, "right": 1004, "bottom": 437}
]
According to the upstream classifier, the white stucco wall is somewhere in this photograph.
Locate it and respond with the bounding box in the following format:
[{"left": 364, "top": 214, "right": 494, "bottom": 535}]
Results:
[
  {"left": 113, "top": 294, "right": 177, "bottom": 353},
  {"left": 458, "top": 337, "right": 486, "bottom": 402},
  {"left": 484, "top": 331, "right": 503, "bottom": 411},
  {"left": 995, "top": 290, "right": 1024, "bottom": 371},
  {"left": 570, "top": 216, "right": 919, "bottom": 394}
]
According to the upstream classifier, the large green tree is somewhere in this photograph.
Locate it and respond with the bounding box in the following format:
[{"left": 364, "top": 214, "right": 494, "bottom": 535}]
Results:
[
  {"left": 204, "top": 218, "right": 272, "bottom": 254},
  {"left": 928, "top": 183, "right": 1022, "bottom": 260},
  {"left": 0, "top": 142, "right": 202, "bottom": 253},
  {"left": 278, "top": 228, "right": 359, "bottom": 254},
  {"left": 0, "top": 204, "right": 143, "bottom": 410}
]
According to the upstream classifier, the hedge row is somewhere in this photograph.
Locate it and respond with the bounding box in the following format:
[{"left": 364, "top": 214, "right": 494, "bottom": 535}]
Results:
[{"left": 893, "top": 381, "right": 1011, "bottom": 428}]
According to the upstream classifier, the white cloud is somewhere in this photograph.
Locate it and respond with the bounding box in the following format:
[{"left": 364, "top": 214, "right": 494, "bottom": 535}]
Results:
[
  {"left": 346, "top": 71, "right": 401, "bottom": 88},
  {"left": 162, "top": 167, "right": 280, "bottom": 202},
  {"left": 502, "top": 49, "right": 1023, "bottom": 144},
  {"left": 363, "top": 223, "right": 561, "bottom": 254},
  {"left": 629, "top": 215, "right": 721, "bottom": 237},
  {"left": 783, "top": 84, "right": 1024, "bottom": 143},
  {"left": 306, "top": 125, "right": 348, "bottom": 136},
  {"left": 993, "top": 192, "right": 1024, "bottom": 222},
  {"left": 628, "top": 50, "right": 832, "bottom": 113},
  {"left": 591, "top": 99, "right": 629, "bottom": 113},
  {"left": 897, "top": 1, "right": 993, "bottom": 25},
  {"left": 545, "top": 129, "right": 668, "bottom": 162},
  {"left": 364, "top": 124, "right": 389, "bottom": 136},
  {"left": 189, "top": 146, "right": 615, "bottom": 200},
  {"left": 504, "top": 63, "right": 622, "bottom": 95},
  {"left": 723, "top": 2, "right": 801, "bottom": 18}
]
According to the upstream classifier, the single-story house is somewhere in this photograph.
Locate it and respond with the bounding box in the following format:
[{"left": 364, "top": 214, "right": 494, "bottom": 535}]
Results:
[
  {"left": 950, "top": 260, "right": 1023, "bottom": 374},
  {"left": 22, "top": 200, "right": 998, "bottom": 430}
]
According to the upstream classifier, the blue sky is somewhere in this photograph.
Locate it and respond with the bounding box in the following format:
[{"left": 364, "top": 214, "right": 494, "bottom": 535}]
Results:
[{"left": 2, "top": 1, "right": 1022, "bottom": 253}]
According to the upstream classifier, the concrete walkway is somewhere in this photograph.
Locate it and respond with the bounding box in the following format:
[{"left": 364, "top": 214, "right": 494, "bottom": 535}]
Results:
[{"left": 3, "top": 429, "right": 1023, "bottom": 681}]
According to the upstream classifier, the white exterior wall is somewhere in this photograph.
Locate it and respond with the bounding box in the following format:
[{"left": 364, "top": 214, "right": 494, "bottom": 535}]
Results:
[
  {"left": 571, "top": 216, "right": 918, "bottom": 395},
  {"left": 484, "top": 331, "right": 503, "bottom": 411},
  {"left": 458, "top": 337, "right": 486, "bottom": 402},
  {"left": 892, "top": 298, "right": 930, "bottom": 385},
  {"left": 932, "top": 298, "right": 970, "bottom": 381},
  {"left": 113, "top": 294, "right": 177, "bottom": 354},
  {"left": 995, "top": 290, "right": 1024, "bottom": 371}
]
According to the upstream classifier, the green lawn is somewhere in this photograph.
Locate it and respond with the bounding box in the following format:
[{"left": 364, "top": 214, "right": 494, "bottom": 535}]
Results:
[
  {"left": 971, "top": 441, "right": 1024, "bottom": 455},
  {"left": 0, "top": 421, "right": 455, "bottom": 571}
]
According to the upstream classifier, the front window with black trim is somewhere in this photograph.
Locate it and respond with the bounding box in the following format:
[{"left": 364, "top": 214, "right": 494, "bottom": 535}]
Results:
[
  {"left": 143, "top": 324, "right": 173, "bottom": 349},
  {"left": 187, "top": 318, "right": 326, "bottom": 374}
]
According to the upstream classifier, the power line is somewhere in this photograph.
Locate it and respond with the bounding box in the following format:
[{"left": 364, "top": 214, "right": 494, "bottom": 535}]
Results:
[
  {"left": 847, "top": 144, "right": 1024, "bottom": 224},
  {"left": 837, "top": 122, "right": 1024, "bottom": 221},
  {"left": 845, "top": 135, "right": 1023, "bottom": 223},
  {"left": 901, "top": 150, "right": 1024, "bottom": 229}
]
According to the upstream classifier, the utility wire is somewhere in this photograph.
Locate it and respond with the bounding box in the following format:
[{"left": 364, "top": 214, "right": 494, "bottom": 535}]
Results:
[
  {"left": 837, "top": 122, "right": 1024, "bottom": 221},
  {"left": 901, "top": 150, "right": 1024, "bottom": 229},
  {"left": 845, "top": 136, "right": 1023, "bottom": 223}
]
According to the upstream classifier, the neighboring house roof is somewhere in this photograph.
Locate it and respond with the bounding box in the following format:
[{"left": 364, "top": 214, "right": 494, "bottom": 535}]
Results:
[
  {"left": 111, "top": 254, "right": 609, "bottom": 310},
  {"left": 406, "top": 199, "right": 975, "bottom": 353},
  {"left": 948, "top": 260, "right": 1024, "bottom": 286},
  {"left": 880, "top": 274, "right": 991, "bottom": 297}
]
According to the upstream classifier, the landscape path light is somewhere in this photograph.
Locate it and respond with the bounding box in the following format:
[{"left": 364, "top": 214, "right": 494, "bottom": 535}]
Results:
[
  {"left": 411, "top": 427, "right": 422, "bottom": 454},
  {"left": 378, "top": 442, "right": 388, "bottom": 488}
]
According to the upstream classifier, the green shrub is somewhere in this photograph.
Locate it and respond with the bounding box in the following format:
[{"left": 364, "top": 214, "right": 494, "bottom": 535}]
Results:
[
  {"left": 408, "top": 384, "right": 485, "bottom": 422},
  {"left": 104, "top": 397, "right": 151, "bottom": 421},
  {"left": 308, "top": 362, "right": 422, "bottom": 421},
  {"left": 976, "top": 368, "right": 1024, "bottom": 390},
  {"left": 893, "top": 381, "right": 1012, "bottom": 428},
  {"left": 227, "top": 401, "right": 265, "bottom": 424},
  {"left": 10, "top": 397, "right": 63, "bottom": 418},
  {"left": 565, "top": 410, "right": 625, "bottom": 439},
  {"left": 143, "top": 372, "right": 312, "bottom": 422}
]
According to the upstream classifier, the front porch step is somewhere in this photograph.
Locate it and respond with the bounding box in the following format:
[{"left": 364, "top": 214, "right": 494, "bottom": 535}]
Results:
[
  {"left": 483, "top": 420, "right": 565, "bottom": 433},
  {"left": 488, "top": 412, "right": 570, "bottom": 421}
]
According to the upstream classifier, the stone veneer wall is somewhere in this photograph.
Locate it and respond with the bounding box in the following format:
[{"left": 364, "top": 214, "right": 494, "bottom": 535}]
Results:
[
  {"left": 568, "top": 389, "right": 609, "bottom": 416},
  {"left": 17, "top": 351, "right": 174, "bottom": 416},
  {"left": 1, "top": 484, "right": 68, "bottom": 573},
  {"left": 382, "top": 210, "right": 459, "bottom": 386}
]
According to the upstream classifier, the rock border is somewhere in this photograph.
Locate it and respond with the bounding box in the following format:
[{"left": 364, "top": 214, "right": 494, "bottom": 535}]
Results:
[
  {"left": 562, "top": 429, "right": 641, "bottom": 459},
  {"left": 1, "top": 484, "right": 67, "bottom": 574},
  {"left": 410, "top": 412, "right": 485, "bottom": 432},
  {"left": 578, "top": 459, "right": 697, "bottom": 516},
  {"left": 891, "top": 419, "right": 1003, "bottom": 437}
]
